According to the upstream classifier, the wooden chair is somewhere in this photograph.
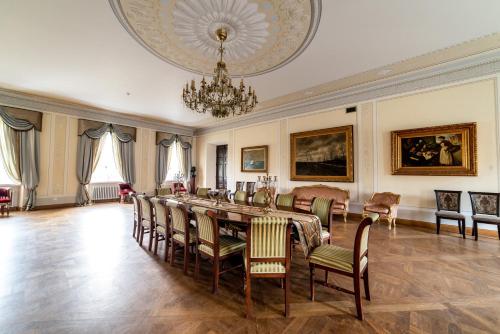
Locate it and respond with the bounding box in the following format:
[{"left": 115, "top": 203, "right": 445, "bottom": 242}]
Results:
[
  {"left": 130, "top": 192, "right": 141, "bottom": 240},
  {"left": 252, "top": 190, "right": 269, "bottom": 206},
  {"left": 137, "top": 194, "right": 154, "bottom": 251},
  {"left": 468, "top": 191, "right": 500, "bottom": 240},
  {"left": 193, "top": 206, "right": 246, "bottom": 293},
  {"left": 0, "top": 187, "right": 13, "bottom": 216},
  {"left": 234, "top": 190, "right": 249, "bottom": 204},
  {"left": 230, "top": 181, "right": 245, "bottom": 199},
  {"left": 434, "top": 190, "right": 465, "bottom": 238},
  {"left": 169, "top": 204, "right": 197, "bottom": 274},
  {"left": 311, "top": 197, "right": 334, "bottom": 244},
  {"left": 309, "top": 215, "right": 377, "bottom": 320},
  {"left": 275, "top": 193, "right": 296, "bottom": 209},
  {"left": 156, "top": 187, "right": 172, "bottom": 196},
  {"left": 363, "top": 192, "right": 401, "bottom": 230},
  {"left": 151, "top": 198, "right": 170, "bottom": 261},
  {"left": 245, "top": 182, "right": 256, "bottom": 195},
  {"left": 245, "top": 216, "right": 292, "bottom": 318},
  {"left": 196, "top": 187, "right": 211, "bottom": 199}
]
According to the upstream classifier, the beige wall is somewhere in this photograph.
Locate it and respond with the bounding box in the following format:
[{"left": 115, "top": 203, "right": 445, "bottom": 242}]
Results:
[
  {"left": 196, "top": 77, "right": 500, "bottom": 228},
  {"left": 36, "top": 113, "right": 159, "bottom": 206}
]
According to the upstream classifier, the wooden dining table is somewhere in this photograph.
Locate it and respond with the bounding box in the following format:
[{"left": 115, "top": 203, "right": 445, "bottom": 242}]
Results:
[{"left": 158, "top": 194, "right": 324, "bottom": 258}]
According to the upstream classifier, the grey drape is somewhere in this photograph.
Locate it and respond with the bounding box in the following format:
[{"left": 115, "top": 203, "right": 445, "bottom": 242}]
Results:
[
  {"left": 76, "top": 132, "right": 104, "bottom": 205},
  {"left": 0, "top": 106, "right": 40, "bottom": 210},
  {"left": 155, "top": 135, "right": 176, "bottom": 188},
  {"left": 177, "top": 136, "right": 192, "bottom": 183},
  {"left": 112, "top": 133, "right": 135, "bottom": 184}
]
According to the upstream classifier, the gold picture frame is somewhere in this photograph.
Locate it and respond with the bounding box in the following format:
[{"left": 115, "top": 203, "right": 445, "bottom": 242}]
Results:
[
  {"left": 241, "top": 145, "right": 268, "bottom": 173},
  {"left": 391, "top": 122, "right": 477, "bottom": 176},
  {"left": 290, "top": 125, "right": 354, "bottom": 182}
]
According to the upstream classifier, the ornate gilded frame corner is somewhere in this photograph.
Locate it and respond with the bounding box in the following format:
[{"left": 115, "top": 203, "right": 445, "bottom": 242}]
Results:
[
  {"left": 391, "top": 122, "right": 477, "bottom": 176},
  {"left": 290, "top": 125, "right": 354, "bottom": 182},
  {"left": 241, "top": 145, "right": 269, "bottom": 173}
]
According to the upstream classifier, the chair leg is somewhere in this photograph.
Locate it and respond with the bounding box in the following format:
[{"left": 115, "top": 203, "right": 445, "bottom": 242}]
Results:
[
  {"left": 343, "top": 212, "right": 347, "bottom": 223},
  {"left": 170, "top": 241, "right": 176, "bottom": 266},
  {"left": 353, "top": 272, "right": 363, "bottom": 320},
  {"left": 183, "top": 244, "right": 189, "bottom": 275},
  {"left": 133, "top": 220, "right": 136, "bottom": 238},
  {"left": 212, "top": 258, "right": 219, "bottom": 294},
  {"left": 310, "top": 264, "right": 315, "bottom": 301},
  {"left": 139, "top": 226, "right": 144, "bottom": 246},
  {"left": 154, "top": 232, "right": 159, "bottom": 255},
  {"left": 363, "top": 267, "right": 371, "bottom": 301},
  {"left": 148, "top": 228, "right": 154, "bottom": 251},
  {"left": 436, "top": 217, "right": 441, "bottom": 234},
  {"left": 457, "top": 220, "right": 462, "bottom": 235},
  {"left": 474, "top": 221, "right": 478, "bottom": 241},
  {"left": 497, "top": 224, "right": 500, "bottom": 240},
  {"left": 284, "top": 273, "right": 290, "bottom": 317},
  {"left": 462, "top": 220, "right": 466, "bottom": 239},
  {"left": 164, "top": 235, "right": 169, "bottom": 262},
  {"left": 245, "top": 273, "right": 253, "bottom": 319}
]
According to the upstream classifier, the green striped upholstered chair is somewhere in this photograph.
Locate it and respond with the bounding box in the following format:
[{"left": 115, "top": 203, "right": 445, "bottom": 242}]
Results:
[
  {"left": 169, "top": 204, "right": 196, "bottom": 274},
  {"left": 156, "top": 187, "right": 172, "bottom": 196},
  {"left": 275, "top": 193, "right": 296, "bottom": 209},
  {"left": 137, "top": 194, "right": 154, "bottom": 251},
  {"left": 311, "top": 197, "right": 334, "bottom": 243},
  {"left": 131, "top": 193, "right": 141, "bottom": 241},
  {"left": 151, "top": 198, "right": 170, "bottom": 261},
  {"left": 245, "top": 216, "right": 292, "bottom": 318},
  {"left": 309, "top": 215, "right": 377, "bottom": 320},
  {"left": 196, "top": 187, "right": 211, "bottom": 199},
  {"left": 234, "top": 190, "right": 248, "bottom": 204},
  {"left": 193, "top": 206, "right": 246, "bottom": 293},
  {"left": 252, "top": 191, "right": 269, "bottom": 206}
]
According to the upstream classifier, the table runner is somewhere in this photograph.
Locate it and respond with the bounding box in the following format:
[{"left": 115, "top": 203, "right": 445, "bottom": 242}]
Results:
[{"left": 159, "top": 195, "right": 323, "bottom": 258}]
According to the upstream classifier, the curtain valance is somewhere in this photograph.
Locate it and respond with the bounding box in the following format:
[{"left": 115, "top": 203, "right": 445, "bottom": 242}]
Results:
[
  {"left": 78, "top": 119, "right": 136, "bottom": 142},
  {"left": 156, "top": 132, "right": 192, "bottom": 148},
  {"left": 156, "top": 131, "right": 175, "bottom": 145},
  {"left": 0, "top": 106, "right": 43, "bottom": 131}
]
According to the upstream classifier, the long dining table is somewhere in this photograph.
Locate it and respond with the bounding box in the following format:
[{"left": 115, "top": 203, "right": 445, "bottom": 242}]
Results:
[{"left": 158, "top": 194, "right": 324, "bottom": 258}]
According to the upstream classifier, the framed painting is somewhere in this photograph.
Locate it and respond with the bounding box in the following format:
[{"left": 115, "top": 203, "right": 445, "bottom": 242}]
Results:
[
  {"left": 290, "top": 125, "right": 354, "bottom": 182},
  {"left": 391, "top": 123, "right": 477, "bottom": 176},
  {"left": 241, "top": 145, "right": 268, "bottom": 173}
]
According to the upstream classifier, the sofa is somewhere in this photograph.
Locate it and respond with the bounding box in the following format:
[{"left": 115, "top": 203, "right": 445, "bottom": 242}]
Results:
[{"left": 290, "top": 184, "right": 350, "bottom": 222}]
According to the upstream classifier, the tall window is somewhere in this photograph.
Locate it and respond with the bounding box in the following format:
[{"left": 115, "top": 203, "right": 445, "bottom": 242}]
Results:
[
  {"left": 165, "top": 142, "right": 182, "bottom": 181},
  {"left": 91, "top": 132, "right": 123, "bottom": 183},
  {"left": 0, "top": 125, "right": 18, "bottom": 185}
]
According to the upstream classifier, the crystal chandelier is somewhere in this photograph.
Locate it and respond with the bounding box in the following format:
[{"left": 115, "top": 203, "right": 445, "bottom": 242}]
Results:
[{"left": 182, "top": 28, "right": 258, "bottom": 118}]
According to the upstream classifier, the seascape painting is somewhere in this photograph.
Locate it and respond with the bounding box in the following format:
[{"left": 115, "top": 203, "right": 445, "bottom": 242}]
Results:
[
  {"left": 391, "top": 123, "right": 477, "bottom": 176},
  {"left": 241, "top": 145, "right": 268, "bottom": 172},
  {"left": 290, "top": 125, "right": 354, "bottom": 182}
]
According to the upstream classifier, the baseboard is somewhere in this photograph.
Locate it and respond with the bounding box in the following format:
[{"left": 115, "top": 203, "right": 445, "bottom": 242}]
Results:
[{"left": 347, "top": 212, "right": 499, "bottom": 238}]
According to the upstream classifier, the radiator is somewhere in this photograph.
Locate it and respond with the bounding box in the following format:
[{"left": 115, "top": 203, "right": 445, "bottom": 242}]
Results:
[{"left": 90, "top": 183, "right": 120, "bottom": 201}]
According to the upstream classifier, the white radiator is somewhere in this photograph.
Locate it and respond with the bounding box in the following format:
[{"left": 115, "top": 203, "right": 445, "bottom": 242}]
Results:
[{"left": 90, "top": 183, "right": 120, "bottom": 201}]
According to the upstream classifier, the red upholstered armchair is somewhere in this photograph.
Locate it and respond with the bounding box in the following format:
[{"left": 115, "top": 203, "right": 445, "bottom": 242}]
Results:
[
  {"left": 118, "top": 183, "right": 135, "bottom": 203},
  {"left": 0, "top": 187, "right": 12, "bottom": 216},
  {"left": 172, "top": 182, "right": 187, "bottom": 193}
]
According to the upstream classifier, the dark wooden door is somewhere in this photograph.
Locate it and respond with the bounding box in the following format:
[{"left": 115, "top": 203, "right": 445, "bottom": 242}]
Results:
[{"left": 216, "top": 145, "right": 228, "bottom": 190}]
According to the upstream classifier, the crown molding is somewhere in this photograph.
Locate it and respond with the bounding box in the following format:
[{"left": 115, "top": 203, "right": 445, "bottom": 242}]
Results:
[
  {"left": 0, "top": 88, "right": 194, "bottom": 136},
  {"left": 195, "top": 49, "right": 500, "bottom": 136}
]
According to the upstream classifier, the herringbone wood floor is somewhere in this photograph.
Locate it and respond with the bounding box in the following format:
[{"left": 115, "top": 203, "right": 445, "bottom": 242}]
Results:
[{"left": 1, "top": 203, "right": 500, "bottom": 333}]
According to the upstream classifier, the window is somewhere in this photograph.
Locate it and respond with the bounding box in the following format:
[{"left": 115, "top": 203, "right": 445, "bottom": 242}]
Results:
[
  {"left": 91, "top": 132, "right": 123, "bottom": 183},
  {"left": 165, "top": 142, "right": 182, "bottom": 181}
]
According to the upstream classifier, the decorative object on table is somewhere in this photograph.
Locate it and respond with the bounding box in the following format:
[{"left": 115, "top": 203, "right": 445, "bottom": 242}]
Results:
[
  {"left": 468, "top": 191, "right": 500, "bottom": 241},
  {"left": 256, "top": 174, "right": 278, "bottom": 213},
  {"left": 290, "top": 126, "right": 354, "bottom": 182},
  {"left": 173, "top": 172, "right": 186, "bottom": 196},
  {"left": 208, "top": 189, "right": 229, "bottom": 206},
  {"left": 309, "top": 215, "right": 376, "bottom": 321},
  {"left": 118, "top": 183, "right": 135, "bottom": 203},
  {"left": 291, "top": 184, "right": 350, "bottom": 222},
  {"left": 363, "top": 192, "right": 401, "bottom": 230},
  {"left": 189, "top": 166, "right": 196, "bottom": 194},
  {"left": 434, "top": 190, "right": 465, "bottom": 238},
  {"left": 245, "top": 216, "right": 292, "bottom": 318},
  {"left": 182, "top": 28, "right": 257, "bottom": 118},
  {"left": 0, "top": 187, "right": 12, "bottom": 216},
  {"left": 391, "top": 123, "right": 477, "bottom": 176},
  {"left": 241, "top": 146, "right": 268, "bottom": 173}
]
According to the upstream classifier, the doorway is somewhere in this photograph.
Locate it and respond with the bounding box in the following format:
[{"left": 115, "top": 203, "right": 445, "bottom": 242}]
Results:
[{"left": 216, "top": 145, "right": 228, "bottom": 190}]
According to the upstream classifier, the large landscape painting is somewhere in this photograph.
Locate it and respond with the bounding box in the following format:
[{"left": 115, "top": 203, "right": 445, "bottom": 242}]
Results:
[
  {"left": 391, "top": 123, "right": 477, "bottom": 176},
  {"left": 290, "top": 125, "right": 354, "bottom": 182}
]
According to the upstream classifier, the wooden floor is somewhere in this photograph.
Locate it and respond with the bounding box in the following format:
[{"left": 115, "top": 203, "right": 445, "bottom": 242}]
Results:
[{"left": 1, "top": 204, "right": 500, "bottom": 334}]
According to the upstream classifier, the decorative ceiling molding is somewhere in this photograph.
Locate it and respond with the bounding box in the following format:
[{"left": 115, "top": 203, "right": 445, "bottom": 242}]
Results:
[
  {"left": 195, "top": 49, "right": 500, "bottom": 135},
  {"left": 109, "top": 0, "right": 321, "bottom": 76},
  {"left": 0, "top": 88, "right": 194, "bottom": 136}
]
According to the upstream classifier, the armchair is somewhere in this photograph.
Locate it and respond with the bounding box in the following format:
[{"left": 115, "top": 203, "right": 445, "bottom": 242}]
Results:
[
  {"left": 363, "top": 192, "right": 401, "bottom": 230},
  {"left": 118, "top": 183, "right": 135, "bottom": 203},
  {"left": 0, "top": 187, "right": 12, "bottom": 216},
  {"left": 172, "top": 182, "right": 187, "bottom": 193}
]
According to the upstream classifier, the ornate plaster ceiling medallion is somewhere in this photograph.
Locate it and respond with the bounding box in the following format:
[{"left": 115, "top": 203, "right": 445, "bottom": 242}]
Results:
[{"left": 109, "top": 0, "right": 322, "bottom": 76}]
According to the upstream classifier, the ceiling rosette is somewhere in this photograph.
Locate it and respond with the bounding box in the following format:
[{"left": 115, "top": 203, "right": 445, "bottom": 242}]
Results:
[{"left": 109, "top": 0, "right": 321, "bottom": 76}]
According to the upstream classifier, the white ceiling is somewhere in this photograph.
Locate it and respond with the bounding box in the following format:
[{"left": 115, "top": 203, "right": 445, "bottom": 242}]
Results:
[{"left": 1, "top": 0, "right": 500, "bottom": 128}]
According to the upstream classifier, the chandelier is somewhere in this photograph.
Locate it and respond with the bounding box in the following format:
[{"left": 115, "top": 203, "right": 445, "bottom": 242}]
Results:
[{"left": 182, "top": 28, "right": 258, "bottom": 118}]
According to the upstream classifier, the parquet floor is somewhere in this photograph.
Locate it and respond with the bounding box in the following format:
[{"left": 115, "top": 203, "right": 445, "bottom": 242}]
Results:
[{"left": 1, "top": 203, "right": 500, "bottom": 333}]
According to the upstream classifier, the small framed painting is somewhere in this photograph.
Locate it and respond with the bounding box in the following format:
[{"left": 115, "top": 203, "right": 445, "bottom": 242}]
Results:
[
  {"left": 290, "top": 125, "right": 354, "bottom": 182},
  {"left": 241, "top": 145, "right": 268, "bottom": 173},
  {"left": 391, "top": 122, "right": 477, "bottom": 176}
]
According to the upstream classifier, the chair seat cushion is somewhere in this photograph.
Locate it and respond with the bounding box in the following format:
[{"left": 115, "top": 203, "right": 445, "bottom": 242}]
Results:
[
  {"left": 172, "top": 227, "right": 197, "bottom": 244},
  {"left": 436, "top": 211, "right": 465, "bottom": 219},
  {"left": 248, "top": 261, "right": 286, "bottom": 274},
  {"left": 198, "top": 235, "right": 246, "bottom": 257},
  {"left": 364, "top": 205, "right": 390, "bottom": 214},
  {"left": 321, "top": 229, "right": 330, "bottom": 240},
  {"left": 0, "top": 198, "right": 11, "bottom": 204},
  {"left": 472, "top": 214, "right": 500, "bottom": 224},
  {"left": 309, "top": 244, "right": 367, "bottom": 273},
  {"left": 141, "top": 219, "right": 151, "bottom": 228},
  {"left": 156, "top": 224, "right": 167, "bottom": 235}
]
